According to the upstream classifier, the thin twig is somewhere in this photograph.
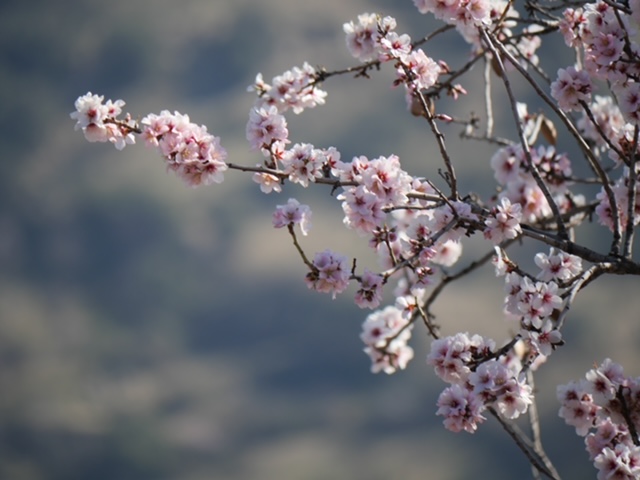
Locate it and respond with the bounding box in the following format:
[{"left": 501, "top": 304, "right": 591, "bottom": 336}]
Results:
[
  {"left": 520, "top": 226, "right": 640, "bottom": 273},
  {"left": 555, "top": 265, "right": 606, "bottom": 330},
  {"left": 484, "top": 57, "right": 494, "bottom": 137},
  {"left": 487, "top": 407, "right": 561, "bottom": 480},
  {"left": 485, "top": 30, "right": 622, "bottom": 254},
  {"left": 480, "top": 28, "right": 569, "bottom": 241},
  {"left": 526, "top": 371, "right": 555, "bottom": 480},
  {"left": 412, "top": 87, "right": 459, "bottom": 199},
  {"left": 287, "top": 224, "right": 315, "bottom": 270},
  {"left": 623, "top": 125, "right": 639, "bottom": 257}
]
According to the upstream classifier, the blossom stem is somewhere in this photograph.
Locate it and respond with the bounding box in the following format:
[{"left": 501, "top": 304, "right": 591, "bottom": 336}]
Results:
[
  {"left": 480, "top": 28, "right": 569, "bottom": 241},
  {"left": 287, "top": 224, "right": 315, "bottom": 271},
  {"left": 526, "top": 371, "right": 553, "bottom": 480},
  {"left": 484, "top": 30, "right": 622, "bottom": 254},
  {"left": 411, "top": 86, "right": 459, "bottom": 199},
  {"left": 580, "top": 101, "right": 627, "bottom": 162},
  {"left": 487, "top": 406, "right": 561, "bottom": 480},
  {"left": 484, "top": 57, "right": 494, "bottom": 138},
  {"left": 555, "top": 265, "right": 606, "bottom": 330},
  {"left": 622, "top": 125, "right": 639, "bottom": 257}
]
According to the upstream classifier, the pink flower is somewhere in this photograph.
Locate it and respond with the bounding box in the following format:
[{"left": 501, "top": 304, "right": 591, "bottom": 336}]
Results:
[
  {"left": 523, "top": 319, "right": 563, "bottom": 357},
  {"left": 378, "top": 32, "right": 412, "bottom": 61},
  {"left": 562, "top": 359, "right": 640, "bottom": 474},
  {"left": 430, "top": 239, "right": 462, "bottom": 267},
  {"left": 360, "top": 305, "right": 407, "bottom": 346},
  {"left": 595, "top": 173, "right": 640, "bottom": 232},
  {"left": 503, "top": 178, "right": 552, "bottom": 222},
  {"left": 272, "top": 198, "right": 312, "bottom": 235},
  {"left": 427, "top": 332, "right": 495, "bottom": 385},
  {"left": 280, "top": 143, "right": 324, "bottom": 187},
  {"left": 577, "top": 95, "right": 624, "bottom": 151},
  {"left": 360, "top": 154, "right": 411, "bottom": 204},
  {"left": 70, "top": 92, "right": 108, "bottom": 130},
  {"left": 361, "top": 305, "right": 414, "bottom": 373},
  {"left": 246, "top": 106, "right": 289, "bottom": 151},
  {"left": 338, "top": 185, "right": 386, "bottom": 235},
  {"left": 343, "top": 13, "right": 381, "bottom": 62},
  {"left": 551, "top": 66, "right": 592, "bottom": 111},
  {"left": 427, "top": 201, "right": 477, "bottom": 242},
  {"left": 594, "top": 444, "right": 640, "bottom": 480},
  {"left": 141, "top": 111, "right": 228, "bottom": 187},
  {"left": 249, "top": 63, "right": 327, "bottom": 114},
  {"left": 397, "top": 49, "right": 441, "bottom": 90},
  {"left": 586, "top": 419, "right": 623, "bottom": 460},
  {"left": 591, "top": 32, "right": 624, "bottom": 67},
  {"left": 413, "top": 0, "right": 460, "bottom": 22},
  {"left": 516, "top": 279, "right": 562, "bottom": 329},
  {"left": 364, "top": 342, "right": 414, "bottom": 374},
  {"left": 484, "top": 197, "right": 523, "bottom": 244},
  {"left": 354, "top": 269, "right": 385, "bottom": 309},
  {"left": 436, "top": 384, "right": 486, "bottom": 433},
  {"left": 305, "top": 249, "right": 351, "bottom": 298},
  {"left": 252, "top": 169, "right": 282, "bottom": 194},
  {"left": 557, "top": 381, "right": 599, "bottom": 437},
  {"left": 617, "top": 81, "right": 640, "bottom": 124},
  {"left": 70, "top": 92, "right": 135, "bottom": 150},
  {"left": 559, "top": 7, "right": 587, "bottom": 47},
  {"left": 495, "top": 377, "right": 533, "bottom": 419},
  {"left": 585, "top": 358, "right": 625, "bottom": 403},
  {"left": 490, "top": 145, "right": 522, "bottom": 185},
  {"left": 534, "top": 248, "right": 582, "bottom": 282}
]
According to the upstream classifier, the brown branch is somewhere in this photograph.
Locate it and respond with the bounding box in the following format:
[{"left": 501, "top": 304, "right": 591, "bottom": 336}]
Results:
[
  {"left": 287, "top": 224, "right": 315, "bottom": 270},
  {"left": 480, "top": 28, "right": 569, "bottom": 240},
  {"left": 487, "top": 406, "right": 561, "bottom": 480},
  {"left": 485, "top": 31, "right": 622, "bottom": 254},
  {"left": 617, "top": 386, "right": 640, "bottom": 447},
  {"left": 623, "top": 125, "right": 639, "bottom": 258}
]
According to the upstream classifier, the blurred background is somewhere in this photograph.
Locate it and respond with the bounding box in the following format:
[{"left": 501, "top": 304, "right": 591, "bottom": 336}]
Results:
[{"left": 1, "top": 1, "right": 639, "bottom": 479}]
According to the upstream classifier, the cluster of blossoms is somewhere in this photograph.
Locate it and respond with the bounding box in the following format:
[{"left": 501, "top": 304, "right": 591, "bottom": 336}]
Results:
[
  {"left": 490, "top": 106, "right": 576, "bottom": 224},
  {"left": 303, "top": 249, "right": 351, "bottom": 299},
  {"left": 72, "top": 1, "right": 640, "bottom": 476},
  {"left": 248, "top": 62, "right": 327, "bottom": 115},
  {"left": 140, "top": 110, "right": 228, "bottom": 187},
  {"left": 272, "top": 198, "right": 312, "bottom": 236},
  {"left": 559, "top": 0, "right": 640, "bottom": 124},
  {"left": 551, "top": 66, "right": 593, "bottom": 111},
  {"left": 576, "top": 95, "right": 625, "bottom": 154},
  {"left": 413, "top": 0, "right": 543, "bottom": 69},
  {"left": 483, "top": 197, "right": 523, "bottom": 244},
  {"left": 595, "top": 165, "right": 640, "bottom": 233},
  {"left": 427, "top": 333, "right": 533, "bottom": 432},
  {"left": 343, "top": 13, "right": 443, "bottom": 103},
  {"left": 70, "top": 92, "right": 136, "bottom": 150},
  {"left": 495, "top": 247, "right": 581, "bottom": 358},
  {"left": 70, "top": 93, "right": 228, "bottom": 187},
  {"left": 334, "top": 154, "right": 412, "bottom": 235},
  {"left": 360, "top": 305, "right": 414, "bottom": 374},
  {"left": 558, "top": 359, "right": 640, "bottom": 479}
]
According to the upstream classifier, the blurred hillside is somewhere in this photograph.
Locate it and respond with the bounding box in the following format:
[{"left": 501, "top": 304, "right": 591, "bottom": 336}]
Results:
[{"left": 1, "top": 1, "right": 639, "bottom": 479}]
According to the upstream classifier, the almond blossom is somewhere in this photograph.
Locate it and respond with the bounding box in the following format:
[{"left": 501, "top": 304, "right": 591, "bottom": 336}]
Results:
[
  {"left": 551, "top": 66, "right": 592, "bottom": 111},
  {"left": 304, "top": 249, "right": 350, "bottom": 299},
  {"left": 272, "top": 198, "right": 312, "bottom": 235}
]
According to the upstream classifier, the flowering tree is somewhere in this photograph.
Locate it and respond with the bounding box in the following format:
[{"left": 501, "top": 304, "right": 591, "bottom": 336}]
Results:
[{"left": 70, "top": 1, "right": 640, "bottom": 478}]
